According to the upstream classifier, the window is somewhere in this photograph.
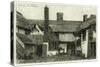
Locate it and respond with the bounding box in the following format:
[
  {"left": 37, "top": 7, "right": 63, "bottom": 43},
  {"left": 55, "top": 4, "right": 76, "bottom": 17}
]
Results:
[
  {"left": 25, "top": 31, "right": 30, "bottom": 35},
  {"left": 49, "top": 42, "right": 58, "bottom": 51}
]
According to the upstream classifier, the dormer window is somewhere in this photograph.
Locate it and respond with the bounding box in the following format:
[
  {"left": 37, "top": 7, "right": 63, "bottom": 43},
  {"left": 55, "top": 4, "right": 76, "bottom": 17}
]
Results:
[{"left": 30, "top": 24, "right": 44, "bottom": 35}]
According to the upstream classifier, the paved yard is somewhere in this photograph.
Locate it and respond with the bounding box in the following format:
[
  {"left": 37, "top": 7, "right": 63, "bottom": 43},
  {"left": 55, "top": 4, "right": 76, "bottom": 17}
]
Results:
[{"left": 17, "top": 54, "right": 84, "bottom": 63}]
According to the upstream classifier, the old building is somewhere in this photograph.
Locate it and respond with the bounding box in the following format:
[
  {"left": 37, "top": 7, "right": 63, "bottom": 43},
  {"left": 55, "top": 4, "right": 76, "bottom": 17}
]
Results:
[
  {"left": 16, "top": 6, "right": 96, "bottom": 59},
  {"left": 79, "top": 15, "right": 96, "bottom": 58},
  {"left": 16, "top": 11, "right": 44, "bottom": 59},
  {"left": 43, "top": 6, "right": 82, "bottom": 55}
]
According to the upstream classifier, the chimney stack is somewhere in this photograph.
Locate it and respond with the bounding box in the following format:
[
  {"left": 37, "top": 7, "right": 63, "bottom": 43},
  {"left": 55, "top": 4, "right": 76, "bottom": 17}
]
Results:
[
  {"left": 83, "top": 15, "right": 88, "bottom": 21},
  {"left": 44, "top": 5, "right": 49, "bottom": 32},
  {"left": 57, "top": 12, "right": 63, "bottom": 21},
  {"left": 44, "top": 6, "right": 49, "bottom": 42}
]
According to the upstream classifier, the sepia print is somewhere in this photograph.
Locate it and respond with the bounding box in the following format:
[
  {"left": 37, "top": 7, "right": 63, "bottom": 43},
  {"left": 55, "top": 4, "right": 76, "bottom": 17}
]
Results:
[{"left": 11, "top": 1, "right": 96, "bottom": 65}]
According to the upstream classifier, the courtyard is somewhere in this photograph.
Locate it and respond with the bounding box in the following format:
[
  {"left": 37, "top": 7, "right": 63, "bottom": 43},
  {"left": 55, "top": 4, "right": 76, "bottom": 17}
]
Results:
[{"left": 17, "top": 54, "right": 84, "bottom": 63}]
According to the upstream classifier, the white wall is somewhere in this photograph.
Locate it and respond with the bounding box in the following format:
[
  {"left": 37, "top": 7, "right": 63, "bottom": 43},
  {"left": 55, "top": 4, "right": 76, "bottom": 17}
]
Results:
[
  {"left": 81, "top": 30, "right": 88, "bottom": 58},
  {"left": 16, "top": 27, "right": 25, "bottom": 34},
  {"left": 59, "top": 33, "right": 75, "bottom": 42},
  {"left": 93, "top": 31, "right": 96, "bottom": 39},
  {"left": 18, "top": 28, "right": 25, "bottom": 34}
]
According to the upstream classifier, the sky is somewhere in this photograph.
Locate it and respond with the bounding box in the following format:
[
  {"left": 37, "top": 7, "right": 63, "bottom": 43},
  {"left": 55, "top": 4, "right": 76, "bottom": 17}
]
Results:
[{"left": 16, "top": 1, "right": 96, "bottom": 21}]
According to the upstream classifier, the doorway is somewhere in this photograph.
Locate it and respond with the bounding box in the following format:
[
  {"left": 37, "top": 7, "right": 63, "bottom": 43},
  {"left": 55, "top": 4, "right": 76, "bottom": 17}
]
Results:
[
  {"left": 37, "top": 45, "right": 43, "bottom": 57},
  {"left": 67, "top": 42, "right": 75, "bottom": 55},
  {"left": 90, "top": 42, "right": 96, "bottom": 58}
]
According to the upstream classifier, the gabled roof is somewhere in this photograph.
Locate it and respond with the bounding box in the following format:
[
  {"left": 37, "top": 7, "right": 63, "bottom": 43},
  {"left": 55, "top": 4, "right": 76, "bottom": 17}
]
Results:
[
  {"left": 80, "top": 15, "right": 96, "bottom": 30},
  {"left": 16, "top": 11, "right": 96, "bottom": 33},
  {"left": 16, "top": 11, "right": 32, "bottom": 30},
  {"left": 16, "top": 11, "right": 83, "bottom": 32}
]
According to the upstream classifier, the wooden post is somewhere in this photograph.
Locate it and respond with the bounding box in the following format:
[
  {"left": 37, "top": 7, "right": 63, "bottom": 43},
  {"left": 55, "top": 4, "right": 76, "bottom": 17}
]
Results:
[
  {"left": 74, "top": 40, "right": 77, "bottom": 56},
  {"left": 42, "top": 42, "right": 48, "bottom": 57}
]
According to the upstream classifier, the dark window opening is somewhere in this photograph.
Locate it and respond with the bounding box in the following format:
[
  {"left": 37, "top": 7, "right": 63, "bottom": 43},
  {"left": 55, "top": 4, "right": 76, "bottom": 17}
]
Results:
[
  {"left": 49, "top": 42, "right": 58, "bottom": 51},
  {"left": 25, "top": 31, "right": 30, "bottom": 35}
]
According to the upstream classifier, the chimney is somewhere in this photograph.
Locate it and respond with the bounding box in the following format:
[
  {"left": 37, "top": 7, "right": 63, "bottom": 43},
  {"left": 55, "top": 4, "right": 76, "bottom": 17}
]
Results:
[
  {"left": 83, "top": 15, "right": 88, "bottom": 21},
  {"left": 57, "top": 12, "right": 63, "bottom": 21},
  {"left": 44, "top": 5, "right": 49, "bottom": 32}
]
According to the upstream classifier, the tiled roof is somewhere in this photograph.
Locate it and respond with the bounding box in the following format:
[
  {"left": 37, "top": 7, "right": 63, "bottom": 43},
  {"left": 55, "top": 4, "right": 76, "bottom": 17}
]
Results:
[
  {"left": 16, "top": 11, "right": 32, "bottom": 30},
  {"left": 28, "top": 20, "right": 82, "bottom": 32},
  {"left": 16, "top": 33, "right": 43, "bottom": 45},
  {"left": 80, "top": 15, "right": 96, "bottom": 30},
  {"left": 16, "top": 11, "right": 82, "bottom": 32},
  {"left": 49, "top": 20, "right": 82, "bottom": 32},
  {"left": 43, "top": 32, "right": 59, "bottom": 42},
  {"left": 16, "top": 33, "right": 33, "bottom": 44},
  {"left": 50, "top": 24, "right": 80, "bottom": 32},
  {"left": 16, "top": 11, "right": 96, "bottom": 32}
]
